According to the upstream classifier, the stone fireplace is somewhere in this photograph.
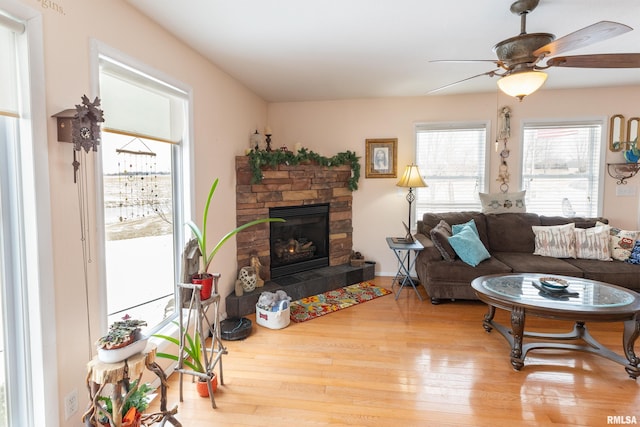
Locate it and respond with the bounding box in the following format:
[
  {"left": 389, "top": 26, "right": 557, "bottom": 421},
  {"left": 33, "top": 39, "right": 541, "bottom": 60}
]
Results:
[
  {"left": 234, "top": 156, "right": 353, "bottom": 280},
  {"left": 226, "top": 156, "right": 374, "bottom": 318}
]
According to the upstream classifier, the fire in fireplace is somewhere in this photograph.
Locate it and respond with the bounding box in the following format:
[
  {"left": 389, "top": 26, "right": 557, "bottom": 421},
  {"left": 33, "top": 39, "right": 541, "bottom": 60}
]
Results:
[{"left": 269, "top": 204, "right": 329, "bottom": 278}]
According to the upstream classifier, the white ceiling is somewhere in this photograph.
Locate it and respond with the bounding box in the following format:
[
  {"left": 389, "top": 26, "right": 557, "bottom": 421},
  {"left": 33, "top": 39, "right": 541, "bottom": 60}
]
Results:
[{"left": 125, "top": 0, "right": 640, "bottom": 102}]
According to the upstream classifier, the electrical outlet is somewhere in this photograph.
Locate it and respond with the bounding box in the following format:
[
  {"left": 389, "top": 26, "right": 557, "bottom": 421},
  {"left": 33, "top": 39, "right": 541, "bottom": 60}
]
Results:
[
  {"left": 616, "top": 185, "right": 637, "bottom": 197},
  {"left": 64, "top": 388, "right": 78, "bottom": 420}
]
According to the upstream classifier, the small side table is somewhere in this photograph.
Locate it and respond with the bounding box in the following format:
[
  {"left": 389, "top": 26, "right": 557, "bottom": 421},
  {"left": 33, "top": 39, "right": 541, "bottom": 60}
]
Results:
[
  {"left": 83, "top": 343, "right": 180, "bottom": 426},
  {"left": 386, "top": 237, "right": 424, "bottom": 300}
]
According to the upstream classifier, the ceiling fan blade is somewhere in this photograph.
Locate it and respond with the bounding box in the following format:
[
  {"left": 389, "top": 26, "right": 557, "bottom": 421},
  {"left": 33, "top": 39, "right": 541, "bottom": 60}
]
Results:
[
  {"left": 533, "top": 21, "right": 632, "bottom": 57},
  {"left": 547, "top": 53, "right": 640, "bottom": 68},
  {"left": 430, "top": 59, "right": 501, "bottom": 64},
  {"left": 427, "top": 70, "right": 499, "bottom": 94}
]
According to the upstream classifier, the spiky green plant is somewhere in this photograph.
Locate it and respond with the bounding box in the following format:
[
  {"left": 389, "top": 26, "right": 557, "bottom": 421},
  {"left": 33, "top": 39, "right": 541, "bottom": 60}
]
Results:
[
  {"left": 153, "top": 321, "right": 205, "bottom": 373},
  {"left": 186, "top": 178, "right": 285, "bottom": 275}
]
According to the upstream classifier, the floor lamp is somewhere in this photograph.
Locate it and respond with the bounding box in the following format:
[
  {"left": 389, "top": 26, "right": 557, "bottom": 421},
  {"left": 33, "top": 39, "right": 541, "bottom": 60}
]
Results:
[{"left": 396, "top": 164, "right": 427, "bottom": 276}]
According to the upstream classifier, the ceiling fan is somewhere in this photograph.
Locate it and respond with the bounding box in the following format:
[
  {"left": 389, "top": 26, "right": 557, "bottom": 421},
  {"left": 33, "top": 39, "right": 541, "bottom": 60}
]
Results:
[{"left": 430, "top": 0, "right": 640, "bottom": 100}]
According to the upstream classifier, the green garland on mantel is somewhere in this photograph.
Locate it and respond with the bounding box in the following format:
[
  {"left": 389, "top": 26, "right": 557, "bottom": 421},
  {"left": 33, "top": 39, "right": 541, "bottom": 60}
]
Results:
[{"left": 247, "top": 148, "right": 361, "bottom": 191}]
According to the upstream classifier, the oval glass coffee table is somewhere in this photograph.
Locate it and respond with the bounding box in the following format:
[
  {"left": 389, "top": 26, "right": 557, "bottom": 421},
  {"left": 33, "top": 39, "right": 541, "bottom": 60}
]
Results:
[{"left": 471, "top": 273, "right": 640, "bottom": 379}]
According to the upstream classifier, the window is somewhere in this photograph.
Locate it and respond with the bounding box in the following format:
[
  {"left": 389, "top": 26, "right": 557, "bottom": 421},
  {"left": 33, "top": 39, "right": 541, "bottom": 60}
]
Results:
[
  {"left": 415, "top": 123, "right": 489, "bottom": 221},
  {"left": 97, "top": 50, "right": 191, "bottom": 331},
  {"left": 522, "top": 121, "right": 603, "bottom": 217},
  {"left": 1, "top": 8, "right": 55, "bottom": 426}
]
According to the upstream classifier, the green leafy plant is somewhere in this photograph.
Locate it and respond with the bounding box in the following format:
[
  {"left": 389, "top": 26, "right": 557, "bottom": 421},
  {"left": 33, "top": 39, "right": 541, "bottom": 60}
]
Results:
[
  {"left": 153, "top": 321, "right": 206, "bottom": 373},
  {"left": 247, "top": 148, "right": 360, "bottom": 191},
  {"left": 187, "top": 178, "right": 285, "bottom": 275},
  {"left": 96, "top": 379, "right": 153, "bottom": 423}
]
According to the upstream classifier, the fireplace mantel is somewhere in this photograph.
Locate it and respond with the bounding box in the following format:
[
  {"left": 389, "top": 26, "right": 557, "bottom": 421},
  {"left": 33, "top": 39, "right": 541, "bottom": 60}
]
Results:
[{"left": 235, "top": 156, "right": 354, "bottom": 281}]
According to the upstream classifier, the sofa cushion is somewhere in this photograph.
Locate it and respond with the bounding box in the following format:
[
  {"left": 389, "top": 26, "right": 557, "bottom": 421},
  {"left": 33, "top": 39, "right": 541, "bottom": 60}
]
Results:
[
  {"left": 564, "top": 258, "right": 640, "bottom": 291},
  {"left": 479, "top": 190, "right": 526, "bottom": 214},
  {"left": 448, "top": 225, "right": 491, "bottom": 267},
  {"left": 420, "top": 212, "right": 490, "bottom": 249},
  {"left": 539, "top": 215, "right": 607, "bottom": 229},
  {"left": 485, "top": 213, "right": 541, "bottom": 253},
  {"left": 627, "top": 240, "right": 640, "bottom": 265},
  {"left": 426, "top": 257, "right": 512, "bottom": 284},
  {"left": 574, "top": 224, "right": 612, "bottom": 261},
  {"left": 532, "top": 223, "right": 576, "bottom": 258},
  {"left": 429, "top": 220, "right": 456, "bottom": 261},
  {"left": 452, "top": 218, "right": 479, "bottom": 236},
  {"left": 492, "top": 252, "right": 583, "bottom": 277},
  {"left": 598, "top": 221, "right": 639, "bottom": 261}
]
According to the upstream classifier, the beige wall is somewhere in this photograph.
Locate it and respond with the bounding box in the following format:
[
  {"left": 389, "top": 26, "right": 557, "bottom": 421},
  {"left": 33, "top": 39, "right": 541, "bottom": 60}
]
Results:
[
  {"left": 15, "top": 0, "right": 266, "bottom": 425},
  {"left": 268, "top": 87, "right": 640, "bottom": 275}
]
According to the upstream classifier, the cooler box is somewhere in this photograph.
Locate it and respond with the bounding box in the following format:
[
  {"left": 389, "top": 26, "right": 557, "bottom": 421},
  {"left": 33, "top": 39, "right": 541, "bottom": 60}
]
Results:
[{"left": 255, "top": 300, "right": 290, "bottom": 329}]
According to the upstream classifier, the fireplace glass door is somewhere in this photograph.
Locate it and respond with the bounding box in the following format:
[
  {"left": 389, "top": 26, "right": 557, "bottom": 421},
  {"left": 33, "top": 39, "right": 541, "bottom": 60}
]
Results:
[{"left": 269, "top": 204, "right": 329, "bottom": 278}]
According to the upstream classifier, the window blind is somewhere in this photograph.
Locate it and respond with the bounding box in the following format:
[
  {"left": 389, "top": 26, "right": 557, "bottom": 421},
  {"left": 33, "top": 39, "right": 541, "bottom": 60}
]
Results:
[
  {"left": 0, "top": 13, "right": 24, "bottom": 118},
  {"left": 99, "top": 55, "right": 187, "bottom": 143},
  {"left": 415, "top": 123, "right": 488, "bottom": 217},
  {"left": 522, "top": 122, "right": 602, "bottom": 217}
]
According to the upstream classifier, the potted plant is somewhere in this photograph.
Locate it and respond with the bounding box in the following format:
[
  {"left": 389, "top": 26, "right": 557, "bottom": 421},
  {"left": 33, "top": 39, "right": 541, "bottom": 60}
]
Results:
[
  {"left": 95, "top": 379, "right": 153, "bottom": 427},
  {"left": 153, "top": 321, "right": 216, "bottom": 397},
  {"left": 96, "top": 317, "right": 148, "bottom": 363},
  {"left": 187, "top": 178, "right": 284, "bottom": 299}
]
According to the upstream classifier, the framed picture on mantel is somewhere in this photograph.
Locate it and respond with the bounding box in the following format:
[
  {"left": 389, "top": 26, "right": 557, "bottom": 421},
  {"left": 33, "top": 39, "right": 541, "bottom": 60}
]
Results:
[{"left": 365, "top": 138, "right": 397, "bottom": 178}]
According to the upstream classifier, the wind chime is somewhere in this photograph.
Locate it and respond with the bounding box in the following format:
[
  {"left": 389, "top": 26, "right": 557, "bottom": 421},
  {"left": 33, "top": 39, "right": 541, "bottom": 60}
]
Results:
[
  {"left": 116, "top": 138, "right": 158, "bottom": 222},
  {"left": 496, "top": 106, "right": 511, "bottom": 193}
]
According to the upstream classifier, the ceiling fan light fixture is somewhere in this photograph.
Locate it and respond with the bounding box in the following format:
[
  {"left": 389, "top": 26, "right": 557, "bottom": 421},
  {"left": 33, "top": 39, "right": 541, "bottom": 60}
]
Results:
[{"left": 497, "top": 70, "right": 547, "bottom": 101}]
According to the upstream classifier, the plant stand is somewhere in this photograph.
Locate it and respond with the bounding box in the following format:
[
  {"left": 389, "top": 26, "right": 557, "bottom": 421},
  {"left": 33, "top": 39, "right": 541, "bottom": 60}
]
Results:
[
  {"left": 83, "top": 343, "right": 180, "bottom": 426},
  {"left": 176, "top": 276, "right": 227, "bottom": 409}
]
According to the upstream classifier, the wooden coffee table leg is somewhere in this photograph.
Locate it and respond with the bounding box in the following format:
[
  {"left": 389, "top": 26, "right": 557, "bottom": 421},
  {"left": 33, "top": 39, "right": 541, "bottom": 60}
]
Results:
[
  {"left": 510, "top": 306, "right": 525, "bottom": 370},
  {"left": 623, "top": 315, "right": 640, "bottom": 379},
  {"left": 482, "top": 305, "right": 496, "bottom": 332}
]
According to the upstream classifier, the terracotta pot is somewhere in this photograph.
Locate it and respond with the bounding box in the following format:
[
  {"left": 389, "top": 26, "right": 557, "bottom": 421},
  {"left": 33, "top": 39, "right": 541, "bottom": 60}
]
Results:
[
  {"left": 192, "top": 274, "right": 213, "bottom": 300},
  {"left": 196, "top": 374, "right": 218, "bottom": 397}
]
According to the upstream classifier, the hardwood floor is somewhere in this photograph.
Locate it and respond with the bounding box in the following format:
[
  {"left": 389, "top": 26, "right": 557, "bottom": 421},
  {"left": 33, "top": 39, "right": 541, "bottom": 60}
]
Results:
[{"left": 147, "top": 277, "right": 639, "bottom": 426}]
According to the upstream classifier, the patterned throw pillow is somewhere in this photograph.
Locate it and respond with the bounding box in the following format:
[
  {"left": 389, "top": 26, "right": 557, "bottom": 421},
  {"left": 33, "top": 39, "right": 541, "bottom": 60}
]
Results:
[
  {"left": 532, "top": 223, "right": 576, "bottom": 258},
  {"left": 429, "top": 220, "right": 456, "bottom": 262},
  {"left": 479, "top": 191, "right": 526, "bottom": 214},
  {"left": 597, "top": 221, "right": 638, "bottom": 261},
  {"left": 574, "top": 225, "right": 612, "bottom": 261},
  {"left": 626, "top": 240, "right": 640, "bottom": 265}
]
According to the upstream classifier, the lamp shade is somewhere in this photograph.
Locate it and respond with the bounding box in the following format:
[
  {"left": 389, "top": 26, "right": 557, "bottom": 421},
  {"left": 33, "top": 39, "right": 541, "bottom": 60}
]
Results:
[
  {"left": 497, "top": 70, "right": 547, "bottom": 101},
  {"left": 396, "top": 164, "right": 427, "bottom": 188}
]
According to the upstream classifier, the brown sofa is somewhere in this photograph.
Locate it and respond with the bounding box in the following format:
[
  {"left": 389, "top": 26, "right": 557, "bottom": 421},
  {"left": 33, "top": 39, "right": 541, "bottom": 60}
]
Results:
[{"left": 414, "top": 211, "right": 640, "bottom": 304}]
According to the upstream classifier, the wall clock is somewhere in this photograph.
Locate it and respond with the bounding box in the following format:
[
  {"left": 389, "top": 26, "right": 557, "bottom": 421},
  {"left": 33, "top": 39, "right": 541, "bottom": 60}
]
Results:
[{"left": 72, "top": 95, "right": 104, "bottom": 153}]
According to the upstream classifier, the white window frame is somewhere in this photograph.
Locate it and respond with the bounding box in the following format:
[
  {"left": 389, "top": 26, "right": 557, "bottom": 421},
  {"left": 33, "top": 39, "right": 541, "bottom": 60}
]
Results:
[
  {"left": 414, "top": 121, "right": 490, "bottom": 221},
  {"left": 90, "top": 40, "right": 194, "bottom": 337},
  {"left": 0, "top": 3, "right": 58, "bottom": 426},
  {"left": 521, "top": 119, "right": 605, "bottom": 217}
]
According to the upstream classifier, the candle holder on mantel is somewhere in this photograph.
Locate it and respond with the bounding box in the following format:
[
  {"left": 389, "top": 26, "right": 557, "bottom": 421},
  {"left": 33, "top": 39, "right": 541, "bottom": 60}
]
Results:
[{"left": 265, "top": 133, "right": 273, "bottom": 152}]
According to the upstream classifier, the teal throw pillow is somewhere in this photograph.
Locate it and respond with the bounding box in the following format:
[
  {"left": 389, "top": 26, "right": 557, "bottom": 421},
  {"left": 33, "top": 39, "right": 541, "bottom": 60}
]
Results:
[
  {"left": 452, "top": 219, "right": 479, "bottom": 237},
  {"left": 448, "top": 225, "right": 490, "bottom": 267}
]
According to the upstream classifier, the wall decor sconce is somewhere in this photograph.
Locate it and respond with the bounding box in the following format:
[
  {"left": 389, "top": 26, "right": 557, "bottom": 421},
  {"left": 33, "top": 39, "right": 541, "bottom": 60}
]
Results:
[
  {"left": 609, "top": 114, "right": 639, "bottom": 152},
  {"left": 53, "top": 95, "right": 104, "bottom": 182},
  {"left": 606, "top": 163, "right": 640, "bottom": 185}
]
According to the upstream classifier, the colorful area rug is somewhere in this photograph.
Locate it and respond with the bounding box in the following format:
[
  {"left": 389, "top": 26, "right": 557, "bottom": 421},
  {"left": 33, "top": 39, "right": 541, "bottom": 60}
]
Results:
[{"left": 289, "top": 282, "right": 391, "bottom": 323}]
